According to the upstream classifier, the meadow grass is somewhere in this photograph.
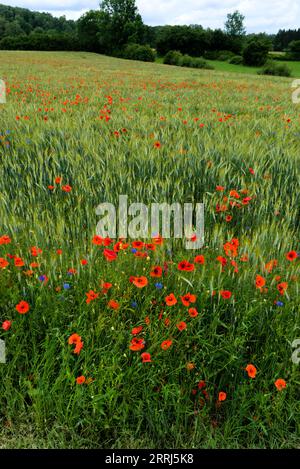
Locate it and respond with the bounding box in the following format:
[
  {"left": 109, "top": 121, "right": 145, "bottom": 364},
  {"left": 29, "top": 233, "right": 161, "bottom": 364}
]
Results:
[
  {"left": 0, "top": 51, "right": 299, "bottom": 449},
  {"left": 156, "top": 55, "right": 300, "bottom": 77}
]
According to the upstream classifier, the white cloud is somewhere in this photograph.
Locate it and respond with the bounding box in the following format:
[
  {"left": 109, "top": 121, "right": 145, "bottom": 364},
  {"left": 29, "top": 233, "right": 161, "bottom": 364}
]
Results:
[{"left": 1, "top": 0, "right": 300, "bottom": 32}]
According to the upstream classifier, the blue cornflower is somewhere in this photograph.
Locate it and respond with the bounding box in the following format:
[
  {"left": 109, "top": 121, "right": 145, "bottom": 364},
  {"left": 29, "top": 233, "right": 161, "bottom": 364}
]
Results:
[
  {"left": 63, "top": 283, "right": 70, "bottom": 290},
  {"left": 131, "top": 301, "right": 138, "bottom": 308},
  {"left": 155, "top": 282, "right": 163, "bottom": 289},
  {"left": 276, "top": 301, "right": 284, "bottom": 307}
]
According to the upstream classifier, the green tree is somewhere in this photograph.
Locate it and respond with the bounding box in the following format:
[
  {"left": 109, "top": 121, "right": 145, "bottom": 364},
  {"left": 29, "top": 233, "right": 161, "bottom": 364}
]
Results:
[
  {"left": 288, "top": 40, "right": 300, "bottom": 60},
  {"left": 225, "top": 10, "right": 246, "bottom": 37},
  {"left": 224, "top": 10, "right": 246, "bottom": 54},
  {"left": 243, "top": 39, "right": 270, "bottom": 66},
  {"left": 99, "top": 0, "right": 145, "bottom": 53}
]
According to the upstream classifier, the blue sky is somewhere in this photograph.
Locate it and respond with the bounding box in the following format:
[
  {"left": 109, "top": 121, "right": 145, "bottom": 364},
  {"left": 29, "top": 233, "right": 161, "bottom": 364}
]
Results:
[{"left": 1, "top": 0, "right": 300, "bottom": 33}]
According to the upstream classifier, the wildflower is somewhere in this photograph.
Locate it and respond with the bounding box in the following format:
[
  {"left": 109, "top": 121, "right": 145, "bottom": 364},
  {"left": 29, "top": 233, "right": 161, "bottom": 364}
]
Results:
[
  {"left": 176, "top": 321, "right": 187, "bottom": 331},
  {"left": 286, "top": 251, "right": 298, "bottom": 261},
  {"left": 245, "top": 364, "right": 257, "bottom": 379},
  {"left": 132, "top": 276, "right": 148, "bottom": 288},
  {"left": 16, "top": 301, "right": 30, "bottom": 314},
  {"left": 0, "top": 258, "right": 9, "bottom": 269},
  {"left": 86, "top": 290, "right": 99, "bottom": 304},
  {"left": 275, "top": 379, "right": 286, "bottom": 391},
  {"left": 180, "top": 293, "right": 196, "bottom": 307},
  {"left": 2, "top": 320, "right": 11, "bottom": 331},
  {"left": 277, "top": 282, "right": 288, "bottom": 296},
  {"left": 188, "top": 307, "right": 198, "bottom": 318},
  {"left": 129, "top": 337, "right": 145, "bottom": 351},
  {"left": 63, "top": 283, "right": 70, "bottom": 290},
  {"left": 150, "top": 266, "right": 162, "bottom": 277},
  {"left": 76, "top": 375, "right": 86, "bottom": 385},
  {"left": 218, "top": 392, "right": 227, "bottom": 402},
  {"left": 155, "top": 282, "right": 163, "bottom": 289},
  {"left": 194, "top": 255, "right": 205, "bottom": 264},
  {"left": 132, "top": 326, "right": 143, "bottom": 335},
  {"left": 161, "top": 340, "right": 172, "bottom": 350},
  {"left": 165, "top": 293, "right": 177, "bottom": 306},
  {"left": 220, "top": 290, "right": 232, "bottom": 299},
  {"left": 255, "top": 275, "right": 266, "bottom": 289},
  {"left": 178, "top": 260, "right": 195, "bottom": 272},
  {"left": 132, "top": 241, "right": 144, "bottom": 250},
  {"left": 62, "top": 185, "right": 72, "bottom": 192},
  {"left": 103, "top": 249, "right": 117, "bottom": 262},
  {"left": 141, "top": 352, "right": 151, "bottom": 363},
  {"left": 92, "top": 235, "right": 103, "bottom": 245},
  {"left": 108, "top": 299, "right": 119, "bottom": 310}
]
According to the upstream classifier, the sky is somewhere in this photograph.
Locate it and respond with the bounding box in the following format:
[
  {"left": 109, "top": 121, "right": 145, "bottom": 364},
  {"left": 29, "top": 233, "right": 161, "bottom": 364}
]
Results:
[{"left": 1, "top": 0, "right": 300, "bottom": 33}]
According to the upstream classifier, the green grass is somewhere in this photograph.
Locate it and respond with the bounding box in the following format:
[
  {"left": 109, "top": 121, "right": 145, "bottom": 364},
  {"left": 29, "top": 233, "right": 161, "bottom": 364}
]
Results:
[
  {"left": 0, "top": 51, "right": 299, "bottom": 449},
  {"left": 157, "top": 56, "right": 300, "bottom": 77}
]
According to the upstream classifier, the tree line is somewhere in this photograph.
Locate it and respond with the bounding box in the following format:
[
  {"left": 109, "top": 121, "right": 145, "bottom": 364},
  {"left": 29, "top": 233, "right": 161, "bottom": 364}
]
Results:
[{"left": 0, "top": 1, "right": 299, "bottom": 62}]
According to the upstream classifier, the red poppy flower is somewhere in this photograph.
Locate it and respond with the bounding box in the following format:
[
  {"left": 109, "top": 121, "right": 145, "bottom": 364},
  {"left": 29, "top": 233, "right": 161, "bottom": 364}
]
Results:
[
  {"left": 255, "top": 275, "right": 266, "bottom": 289},
  {"left": 129, "top": 337, "right": 145, "bottom": 351},
  {"left": 161, "top": 340, "right": 172, "bottom": 350},
  {"left": 218, "top": 392, "right": 227, "bottom": 402},
  {"left": 176, "top": 321, "right": 187, "bottom": 331},
  {"left": 86, "top": 290, "right": 99, "bottom": 304},
  {"left": 178, "top": 260, "right": 195, "bottom": 272},
  {"left": 286, "top": 251, "right": 298, "bottom": 261},
  {"left": 108, "top": 299, "right": 119, "bottom": 310},
  {"left": 141, "top": 352, "right": 151, "bottom": 363},
  {"left": 0, "top": 258, "right": 9, "bottom": 269},
  {"left": 132, "top": 326, "right": 143, "bottom": 335},
  {"left": 132, "top": 276, "right": 148, "bottom": 288},
  {"left": 14, "top": 257, "right": 24, "bottom": 267},
  {"left": 180, "top": 293, "right": 196, "bottom": 307},
  {"left": 103, "top": 249, "right": 117, "bottom": 262},
  {"left": 194, "top": 255, "right": 205, "bottom": 264},
  {"left": 68, "top": 333, "right": 81, "bottom": 345},
  {"left": 76, "top": 375, "right": 86, "bottom": 385},
  {"left": 277, "top": 282, "right": 288, "bottom": 295},
  {"left": 2, "top": 320, "right": 12, "bottom": 331},
  {"left": 275, "top": 379, "right": 286, "bottom": 391},
  {"left": 165, "top": 293, "right": 177, "bottom": 306},
  {"left": 150, "top": 266, "right": 163, "bottom": 277},
  {"left": 245, "top": 364, "right": 257, "bottom": 379},
  {"left": 188, "top": 307, "right": 198, "bottom": 318},
  {"left": 16, "top": 301, "right": 30, "bottom": 314},
  {"left": 220, "top": 290, "right": 232, "bottom": 299},
  {"left": 132, "top": 241, "right": 144, "bottom": 250}
]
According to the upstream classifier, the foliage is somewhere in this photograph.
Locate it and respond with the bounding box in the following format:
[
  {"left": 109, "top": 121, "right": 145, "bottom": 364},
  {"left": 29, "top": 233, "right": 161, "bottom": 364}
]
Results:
[
  {"left": 122, "top": 43, "right": 155, "bottom": 61},
  {"left": 229, "top": 55, "right": 243, "bottom": 64},
  {"left": 287, "top": 40, "right": 300, "bottom": 60},
  {"left": 243, "top": 39, "right": 270, "bottom": 66},
  {"left": 258, "top": 60, "right": 292, "bottom": 77}
]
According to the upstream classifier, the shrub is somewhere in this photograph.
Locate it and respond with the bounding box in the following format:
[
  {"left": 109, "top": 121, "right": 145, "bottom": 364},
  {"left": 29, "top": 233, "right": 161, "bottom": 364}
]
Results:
[
  {"left": 217, "top": 50, "right": 236, "bottom": 61},
  {"left": 287, "top": 40, "right": 300, "bottom": 60},
  {"left": 229, "top": 55, "right": 243, "bottom": 65},
  {"left": 258, "top": 61, "right": 291, "bottom": 77},
  {"left": 123, "top": 44, "right": 156, "bottom": 62},
  {"left": 179, "top": 54, "right": 194, "bottom": 67},
  {"left": 163, "top": 50, "right": 182, "bottom": 65},
  {"left": 243, "top": 39, "right": 270, "bottom": 66},
  {"left": 192, "top": 57, "right": 214, "bottom": 69}
]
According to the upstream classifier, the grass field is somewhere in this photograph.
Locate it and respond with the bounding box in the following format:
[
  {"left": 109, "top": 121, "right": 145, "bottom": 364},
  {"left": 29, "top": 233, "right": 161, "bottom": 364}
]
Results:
[
  {"left": 0, "top": 51, "right": 299, "bottom": 449},
  {"left": 156, "top": 56, "right": 300, "bottom": 77}
]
